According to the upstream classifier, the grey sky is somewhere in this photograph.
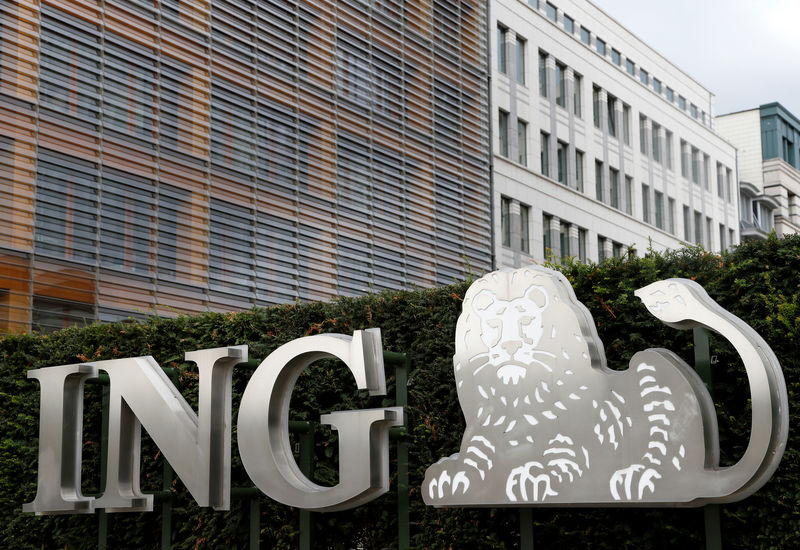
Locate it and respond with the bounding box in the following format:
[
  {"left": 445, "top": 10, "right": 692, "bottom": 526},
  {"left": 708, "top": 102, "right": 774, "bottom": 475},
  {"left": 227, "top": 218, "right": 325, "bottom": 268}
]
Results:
[{"left": 592, "top": 0, "right": 800, "bottom": 118}]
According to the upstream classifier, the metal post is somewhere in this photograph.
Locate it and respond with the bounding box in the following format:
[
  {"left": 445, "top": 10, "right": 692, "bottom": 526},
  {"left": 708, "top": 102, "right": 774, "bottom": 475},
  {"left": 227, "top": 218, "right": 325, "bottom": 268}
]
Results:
[
  {"left": 693, "top": 327, "right": 722, "bottom": 550},
  {"left": 291, "top": 421, "right": 314, "bottom": 550},
  {"left": 520, "top": 508, "right": 534, "bottom": 550},
  {"left": 161, "top": 461, "right": 173, "bottom": 549},
  {"left": 249, "top": 496, "right": 260, "bottom": 550},
  {"left": 98, "top": 382, "right": 109, "bottom": 549},
  {"left": 387, "top": 352, "right": 411, "bottom": 550}
]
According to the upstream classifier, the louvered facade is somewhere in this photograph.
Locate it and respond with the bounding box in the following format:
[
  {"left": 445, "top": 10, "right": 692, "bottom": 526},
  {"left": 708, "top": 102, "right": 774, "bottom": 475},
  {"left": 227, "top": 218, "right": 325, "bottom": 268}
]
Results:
[{"left": 0, "top": 0, "right": 490, "bottom": 333}]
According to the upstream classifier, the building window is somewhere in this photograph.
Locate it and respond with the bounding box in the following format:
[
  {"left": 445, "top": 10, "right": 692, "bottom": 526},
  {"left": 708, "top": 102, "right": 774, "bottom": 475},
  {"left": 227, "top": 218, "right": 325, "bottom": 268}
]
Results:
[
  {"left": 690, "top": 103, "right": 698, "bottom": 118},
  {"left": 719, "top": 223, "right": 726, "bottom": 251},
  {"left": 557, "top": 140, "right": 567, "bottom": 184},
  {"left": 556, "top": 61, "right": 566, "bottom": 107},
  {"left": 540, "top": 131, "right": 550, "bottom": 176},
  {"left": 653, "top": 78, "right": 662, "bottom": 94},
  {"left": 573, "top": 73, "right": 582, "bottom": 117},
  {"left": 626, "top": 59, "right": 635, "bottom": 76},
  {"left": 706, "top": 217, "right": 713, "bottom": 248},
  {"left": 665, "top": 130, "right": 674, "bottom": 169},
  {"left": 516, "top": 36, "right": 526, "bottom": 84},
  {"left": 607, "top": 94, "right": 617, "bottom": 137},
  {"left": 580, "top": 27, "right": 591, "bottom": 46},
  {"left": 528, "top": 0, "right": 539, "bottom": 8},
  {"left": 518, "top": 119, "right": 528, "bottom": 166},
  {"left": 668, "top": 198, "right": 676, "bottom": 234},
  {"left": 623, "top": 104, "right": 631, "bottom": 145},
  {"left": 691, "top": 146, "right": 700, "bottom": 184},
  {"left": 639, "top": 115, "right": 648, "bottom": 154},
  {"left": 592, "top": 86, "right": 601, "bottom": 128},
  {"left": 680, "top": 140, "right": 689, "bottom": 178},
  {"left": 694, "top": 210, "right": 703, "bottom": 245},
  {"left": 576, "top": 149, "right": 584, "bottom": 191},
  {"left": 501, "top": 196, "right": 511, "bottom": 247},
  {"left": 520, "top": 204, "right": 530, "bottom": 253},
  {"left": 598, "top": 235, "right": 607, "bottom": 262},
  {"left": 683, "top": 205, "right": 691, "bottom": 241},
  {"left": 655, "top": 190, "right": 664, "bottom": 229},
  {"left": 639, "top": 68, "right": 649, "bottom": 86},
  {"left": 563, "top": 14, "right": 574, "bottom": 34},
  {"left": 543, "top": 213, "right": 552, "bottom": 257},
  {"left": 610, "top": 167, "right": 620, "bottom": 209},
  {"left": 596, "top": 37, "right": 606, "bottom": 56},
  {"left": 703, "top": 154, "right": 711, "bottom": 190},
  {"left": 611, "top": 49, "right": 621, "bottom": 65},
  {"left": 546, "top": 2, "right": 557, "bottom": 22},
  {"left": 539, "top": 51, "right": 548, "bottom": 97},
  {"left": 499, "top": 110, "right": 509, "bottom": 157},
  {"left": 497, "top": 26, "right": 508, "bottom": 74},
  {"left": 559, "top": 221, "right": 571, "bottom": 260},
  {"left": 625, "top": 175, "right": 633, "bottom": 215},
  {"left": 782, "top": 137, "right": 796, "bottom": 166},
  {"left": 578, "top": 228, "right": 587, "bottom": 262},
  {"left": 595, "top": 160, "right": 604, "bottom": 202},
  {"left": 666, "top": 87, "right": 674, "bottom": 103},
  {"left": 678, "top": 95, "right": 686, "bottom": 110},
  {"left": 726, "top": 168, "right": 733, "bottom": 202},
  {"left": 652, "top": 122, "right": 661, "bottom": 163},
  {"left": 642, "top": 183, "right": 651, "bottom": 223}
]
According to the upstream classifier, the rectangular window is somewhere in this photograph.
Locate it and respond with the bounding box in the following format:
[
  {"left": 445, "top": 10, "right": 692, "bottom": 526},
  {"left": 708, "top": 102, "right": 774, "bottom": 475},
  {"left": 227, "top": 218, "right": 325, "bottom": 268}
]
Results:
[
  {"left": 497, "top": 26, "right": 508, "bottom": 74},
  {"left": 625, "top": 175, "right": 633, "bottom": 214},
  {"left": 726, "top": 168, "right": 733, "bottom": 201},
  {"left": 581, "top": 27, "right": 591, "bottom": 46},
  {"left": 563, "top": 14, "right": 574, "bottom": 34},
  {"left": 690, "top": 104, "right": 699, "bottom": 118},
  {"left": 716, "top": 162, "right": 724, "bottom": 197},
  {"left": 694, "top": 210, "right": 703, "bottom": 245},
  {"left": 499, "top": 110, "right": 509, "bottom": 157},
  {"left": 639, "top": 115, "right": 648, "bottom": 154},
  {"left": 678, "top": 95, "right": 687, "bottom": 110},
  {"left": 578, "top": 228, "right": 587, "bottom": 262},
  {"left": 595, "top": 160, "right": 604, "bottom": 202},
  {"left": 613, "top": 242, "right": 623, "bottom": 259},
  {"left": 596, "top": 38, "right": 606, "bottom": 56},
  {"left": 640, "top": 68, "right": 649, "bottom": 86},
  {"left": 598, "top": 236, "right": 607, "bottom": 262},
  {"left": 691, "top": 146, "right": 700, "bottom": 184},
  {"left": 652, "top": 122, "right": 661, "bottom": 163},
  {"left": 576, "top": 149, "right": 584, "bottom": 191},
  {"left": 626, "top": 59, "right": 635, "bottom": 76},
  {"left": 556, "top": 62, "right": 566, "bottom": 107},
  {"left": 665, "top": 130, "right": 674, "bottom": 169},
  {"left": 521, "top": 204, "right": 530, "bottom": 253},
  {"left": 704, "top": 154, "right": 711, "bottom": 190},
  {"left": 610, "top": 167, "right": 620, "bottom": 209},
  {"left": 540, "top": 131, "right": 550, "bottom": 177},
  {"left": 501, "top": 196, "right": 511, "bottom": 247},
  {"left": 573, "top": 73, "right": 583, "bottom": 117},
  {"left": 653, "top": 78, "right": 662, "bottom": 94},
  {"left": 683, "top": 205, "right": 691, "bottom": 241},
  {"left": 539, "top": 51, "right": 548, "bottom": 97},
  {"left": 518, "top": 119, "right": 528, "bottom": 166},
  {"left": 668, "top": 198, "right": 676, "bottom": 234},
  {"left": 706, "top": 217, "right": 713, "bottom": 248},
  {"left": 607, "top": 95, "right": 617, "bottom": 138},
  {"left": 543, "top": 213, "right": 553, "bottom": 257},
  {"left": 719, "top": 223, "right": 726, "bottom": 251},
  {"left": 611, "top": 49, "right": 621, "bottom": 65},
  {"left": 557, "top": 140, "right": 567, "bottom": 184},
  {"left": 516, "top": 37, "right": 526, "bottom": 84},
  {"left": 642, "top": 183, "right": 651, "bottom": 223},
  {"left": 623, "top": 104, "right": 631, "bottom": 145},
  {"left": 528, "top": 0, "right": 539, "bottom": 8},
  {"left": 680, "top": 139, "right": 689, "bottom": 178},
  {"left": 560, "top": 221, "right": 571, "bottom": 260},
  {"left": 655, "top": 190, "right": 664, "bottom": 229},
  {"left": 593, "top": 86, "right": 601, "bottom": 128},
  {"left": 666, "top": 87, "right": 674, "bottom": 102},
  {"left": 546, "top": 2, "right": 558, "bottom": 22}
]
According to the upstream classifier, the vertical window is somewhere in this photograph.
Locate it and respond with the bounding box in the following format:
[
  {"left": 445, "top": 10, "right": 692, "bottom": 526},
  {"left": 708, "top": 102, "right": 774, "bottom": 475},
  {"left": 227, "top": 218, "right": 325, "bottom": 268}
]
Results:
[
  {"left": 611, "top": 49, "right": 621, "bottom": 65},
  {"left": 499, "top": 110, "right": 509, "bottom": 157},
  {"left": 678, "top": 95, "right": 687, "bottom": 110},
  {"left": 557, "top": 141, "right": 567, "bottom": 184},
  {"left": 690, "top": 104, "right": 698, "bottom": 118},
  {"left": 642, "top": 184, "right": 651, "bottom": 223},
  {"left": 104, "top": 34, "right": 157, "bottom": 139},
  {"left": 706, "top": 217, "right": 713, "bottom": 248},
  {"left": 543, "top": 213, "right": 552, "bottom": 257},
  {"left": 573, "top": 73, "right": 582, "bottom": 117},
  {"left": 666, "top": 87, "right": 674, "bottom": 102},
  {"left": 653, "top": 78, "right": 662, "bottom": 94},
  {"left": 580, "top": 27, "right": 591, "bottom": 45},
  {"left": 625, "top": 176, "right": 633, "bottom": 215},
  {"left": 651, "top": 122, "right": 661, "bottom": 163},
  {"left": 716, "top": 162, "right": 724, "bottom": 197},
  {"left": 691, "top": 146, "right": 700, "bottom": 184},
  {"left": 540, "top": 131, "right": 550, "bottom": 176},
  {"left": 623, "top": 104, "right": 631, "bottom": 145},
  {"left": 563, "top": 14, "right": 574, "bottom": 34},
  {"left": 654, "top": 190, "right": 664, "bottom": 229},
  {"left": 497, "top": 26, "right": 508, "bottom": 74},
  {"left": 501, "top": 196, "right": 511, "bottom": 247},
  {"left": 626, "top": 59, "right": 635, "bottom": 76},
  {"left": 680, "top": 140, "right": 689, "bottom": 178},
  {"left": 546, "top": 2, "right": 557, "bottom": 22},
  {"left": 559, "top": 221, "right": 571, "bottom": 259},
  {"left": 726, "top": 168, "right": 733, "bottom": 202},
  {"left": 607, "top": 95, "right": 617, "bottom": 137},
  {"left": 520, "top": 204, "right": 530, "bottom": 253},
  {"left": 539, "top": 51, "right": 548, "bottom": 97},
  {"left": 516, "top": 36, "right": 526, "bottom": 84},
  {"left": 719, "top": 223, "right": 726, "bottom": 251},
  {"left": 639, "top": 115, "right": 648, "bottom": 154},
  {"left": 683, "top": 205, "right": 691, "bottom": 241},
  {"left": 596, "top": 38, "right": 606, "bottom": 56},
  {"left": 575, "top": 149, "right": 584, "bottom": 191},
  {"left": 555, "top": 62, "right": 566, "bottom": 107},
  {"left": 668, "top": 198, "right": 676, "bottom": 234},
  {"left": 528, "top": 0, "right": 539, "bottom": 8},
  {"left": 613, "top": 242, "right": 623, "bottom": 259},
  {"left": 694, "top": 210, "right": 703, "bottom": 245},
  {"left": 209, "top": 197, "right": 255, "bottom": 296},
  {"left": 610, "top": 168, "right": 619, "bottom": 209},
  {"left": 578, "top": 228, "right": 587, "bottom": 262},
  {"left": 704, "top": 154, "right": 711, "bottom": 190},
  {"left": 598, "top": 236, "right": 607, "bottom": 262},
  {"left": 639, "top": 68, "right": 649, "bottom": 86},
  {"left": 595, "top": 160, "right": 604, "bottom": 202},
  {"left": 518, "top": 119, "right": 528, "bottom": 165},
  {"left": 665, "top": 130, "right": 674, "bottom": 169},
  {"left": 592, "top": 86, "right": 601, "bottom": 128},
  {"left": 100, "top": 167, "right": 154, "bottom": 274}
]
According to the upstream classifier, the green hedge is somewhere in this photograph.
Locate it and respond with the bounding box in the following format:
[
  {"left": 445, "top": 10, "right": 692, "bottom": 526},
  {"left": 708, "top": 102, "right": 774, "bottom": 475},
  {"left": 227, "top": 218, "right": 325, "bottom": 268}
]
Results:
[{"left": 1, "top": 236, "right": 798, "bottom": 549}]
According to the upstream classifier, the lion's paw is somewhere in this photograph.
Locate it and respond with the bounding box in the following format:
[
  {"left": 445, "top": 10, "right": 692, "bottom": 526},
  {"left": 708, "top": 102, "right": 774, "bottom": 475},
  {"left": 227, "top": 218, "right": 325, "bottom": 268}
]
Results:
[
  {"left": 609, "top": 464, "right": 662, "bottom": 501},
  {"left": 423, "top": 456, "right": 480, "bottom": 502},
  {"left": 506, "top": 461, "right": 558, "bottom": 502}
]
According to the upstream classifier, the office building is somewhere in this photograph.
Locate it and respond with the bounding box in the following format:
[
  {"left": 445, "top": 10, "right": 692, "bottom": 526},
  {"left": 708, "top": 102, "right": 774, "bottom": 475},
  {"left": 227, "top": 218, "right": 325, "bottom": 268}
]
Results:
[
  {"left": 0, "top": 0, "right": 490, "bottom": 332},
  {"left": 716, "top": 102, "right": 800, "bottom": 240},
  {"left": 491, "top": 0, "right": 739, "bottom": 267}
]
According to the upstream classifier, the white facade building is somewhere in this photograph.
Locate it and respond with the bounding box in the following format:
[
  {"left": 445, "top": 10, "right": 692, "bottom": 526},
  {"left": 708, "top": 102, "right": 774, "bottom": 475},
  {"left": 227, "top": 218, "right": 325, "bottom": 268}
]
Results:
[{"left": 491, "top": 0, "right": 739, "bottom": 267}]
